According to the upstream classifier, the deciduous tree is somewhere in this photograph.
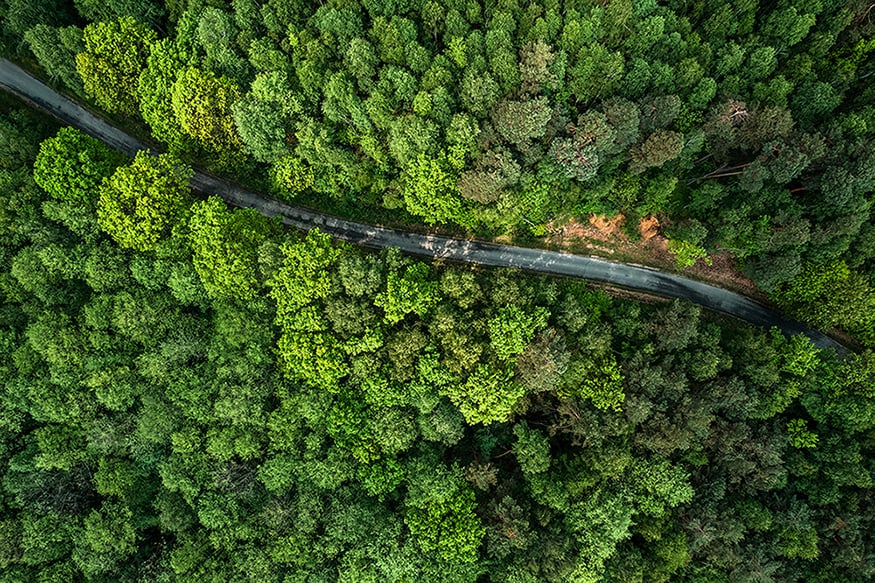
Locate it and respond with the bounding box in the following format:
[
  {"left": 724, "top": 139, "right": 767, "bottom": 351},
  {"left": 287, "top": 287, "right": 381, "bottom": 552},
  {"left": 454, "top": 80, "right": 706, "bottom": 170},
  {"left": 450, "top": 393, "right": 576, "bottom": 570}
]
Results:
[
  {"left": 33, "top": 128, "right": 127, "bottom": 207},
  {"left": 375, "top": 262, "right": 440, "bottom": 325},
  {"left": 443, "top": 363, "right": 526, "bottom": 425},
  {"left": 400, "top": 152, "right": 467, "bottom": 226},
  {"left": 97, "top": 151, "right": 193, "bottom": 251},
  {"left": 138, "top": 38, "right": 193, "bottom": 152},
  {"left": 188, "top": 196, "right": 279, "bottom": 301},
  {"left": 488, "top": 305, "right": 549, "bottom": 361},
  {"left": 75, "top": 17, "right": 157, "bottom": 116},
  {"left": 171, "top": 67, "right": 244, "bottom": 161}
]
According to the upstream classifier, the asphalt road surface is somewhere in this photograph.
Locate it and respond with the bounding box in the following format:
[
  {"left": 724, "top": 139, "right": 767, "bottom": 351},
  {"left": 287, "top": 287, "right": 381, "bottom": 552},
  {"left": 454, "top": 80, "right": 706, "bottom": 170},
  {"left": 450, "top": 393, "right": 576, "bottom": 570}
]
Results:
[{"left": 0, "top": 59, "right": 847, "bottom": 354}]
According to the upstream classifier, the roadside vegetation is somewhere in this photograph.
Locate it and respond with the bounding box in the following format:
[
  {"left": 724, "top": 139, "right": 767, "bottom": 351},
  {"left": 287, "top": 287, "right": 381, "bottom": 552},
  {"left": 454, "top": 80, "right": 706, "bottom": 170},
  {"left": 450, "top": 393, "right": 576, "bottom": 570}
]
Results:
[
  {"left": 0, "top": 0, "right": 874, "bottom": 580},
  {"left": 3, "top": 0, "right": 875, "bottom": 341},
  {"left": 0, "top": 99, "right": 874, "bottom": 582}
]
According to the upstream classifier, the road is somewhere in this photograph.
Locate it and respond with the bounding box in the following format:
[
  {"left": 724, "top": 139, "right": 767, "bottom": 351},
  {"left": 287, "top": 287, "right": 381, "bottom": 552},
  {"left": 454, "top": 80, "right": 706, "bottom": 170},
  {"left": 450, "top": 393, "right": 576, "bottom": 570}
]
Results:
[{"left": 0, "top": 59, "right": 847, "bottom": 354}]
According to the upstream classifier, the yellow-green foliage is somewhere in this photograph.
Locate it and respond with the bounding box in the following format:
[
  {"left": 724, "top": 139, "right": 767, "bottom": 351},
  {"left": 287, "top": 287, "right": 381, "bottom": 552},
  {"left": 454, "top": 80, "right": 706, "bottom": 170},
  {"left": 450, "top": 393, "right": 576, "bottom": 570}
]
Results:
[
  {"left": 667, "top": 239, "right": 712, "bottom": 269},
  {"left": 97, "top": 151, "right": 192, "bottom": 251},
  {"left": 562, "top": 356, "right": 626, "bottom": 411},
  {"left": 75, "top": 17, "right": 156, "bottom": 116},
  {"left": 374, "top": 262, "right": 439, "bottom": 325},
  {"left": 171, "top": 67, "right": 243, "bottom": 159},
  {"left": 442, "top": 363, "right": 526, "bottom": 425},
  {"left": 270, "top": 156, "right": 314, "bottom": 200},
  {"left": 269, "top": 230, "right": 347, "bottom": 389},
  {"left": 188, "top": 196, "right": 279, "bottom": 301},
  {"left": 33, "top": 128, "right": 127, "bottom": 205},
  {"left": 787, "top": 419, "right": 818, "bottom": 449},
  {"left": 401, "top": 152, "right": 466, "bottom": 225},
  {"left": 404, "top": 486, "right": 485, "bottom": 563}
]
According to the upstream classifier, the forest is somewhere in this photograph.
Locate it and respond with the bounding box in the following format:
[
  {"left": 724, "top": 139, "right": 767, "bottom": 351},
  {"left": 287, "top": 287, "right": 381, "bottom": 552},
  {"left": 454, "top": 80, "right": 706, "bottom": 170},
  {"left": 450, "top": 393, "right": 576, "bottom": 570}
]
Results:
[
  {"left": 0, "top": 0, "right": 874, "bottom": 581},
  {"left": 3, "top": 0, "right": 875, "bottom": 340}
]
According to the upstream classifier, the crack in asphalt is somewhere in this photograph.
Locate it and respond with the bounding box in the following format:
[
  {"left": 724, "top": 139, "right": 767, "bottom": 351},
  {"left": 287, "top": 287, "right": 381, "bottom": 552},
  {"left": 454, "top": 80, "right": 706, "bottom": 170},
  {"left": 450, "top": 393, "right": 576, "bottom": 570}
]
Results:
[{"left": 0, "top": 59, "right": 848, "bottom": 355}]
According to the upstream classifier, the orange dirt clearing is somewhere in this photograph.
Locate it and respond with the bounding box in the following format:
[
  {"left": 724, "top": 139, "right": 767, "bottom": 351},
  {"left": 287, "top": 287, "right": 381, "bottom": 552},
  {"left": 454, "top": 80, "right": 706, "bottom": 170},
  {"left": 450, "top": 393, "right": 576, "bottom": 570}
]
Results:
[
  {"left": 638, "top": 215, "right": 660, "bottom": 241},
  {"left": 545, "top": 214, "right": 766, "bottom": 300}
]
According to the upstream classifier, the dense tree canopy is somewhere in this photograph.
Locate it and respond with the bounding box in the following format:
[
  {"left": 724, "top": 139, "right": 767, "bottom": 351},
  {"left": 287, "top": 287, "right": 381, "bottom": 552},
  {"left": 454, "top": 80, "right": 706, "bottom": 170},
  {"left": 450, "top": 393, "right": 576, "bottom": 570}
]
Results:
[
  {"left": 8, "top": 0, "right": 874, "bottom": 325},
  {"left": 1, "top": 0, "right": 875, "bottom": 580},
  {"left": 97, "top": 151, "right": 193, "bottom": 251},
  {"left": 0, "top": 109, "right": 872, "bottom": 581},
  {"left": 74, "top": 16, "right": 156, "bottom": 115},
  {"left": 5, "top": 0, "right": 868, "bottom": 262}
]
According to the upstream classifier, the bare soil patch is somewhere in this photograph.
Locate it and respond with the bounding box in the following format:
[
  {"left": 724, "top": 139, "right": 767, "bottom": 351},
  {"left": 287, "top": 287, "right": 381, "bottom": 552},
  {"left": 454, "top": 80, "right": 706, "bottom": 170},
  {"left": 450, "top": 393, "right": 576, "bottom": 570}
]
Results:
[
  {"left": 551, "top": 213, "right": 623, "bottom": 243},
  {"left": 545, "top": 214, "right": 766, "bottom": 301},
  {"left": 638, "top": 215, "right": 659, "bottom": 241}
]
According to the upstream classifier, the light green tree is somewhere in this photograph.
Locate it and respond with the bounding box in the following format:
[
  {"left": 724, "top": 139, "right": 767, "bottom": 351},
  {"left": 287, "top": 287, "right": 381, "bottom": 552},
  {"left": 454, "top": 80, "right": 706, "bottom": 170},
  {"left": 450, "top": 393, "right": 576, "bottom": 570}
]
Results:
[
  {"left": 268, "top": 230, "right": 341, "bottom": 316},
  {"left": 443, "top": 364, "right": 526, "bottom": 425},
  {"left": 561, "top": 356, "right": 626, "bottom": 411},
  {"left": 667, "top": 239, "right": 712, "bottom": 269},
  {"left": 269, "top": 230, "right": 347, "bottom": 389},
  {"left": 271, "top": 156, "right": 314, "bottom": 200},
  {"left": 787, "top": 419, "right": 818, "bottom": 449},
  {"left": 171, "top": 67, "right": 244, "bottom": 161},
  {"left": 401, "top": 152, "right": 467, "bottom": 226},
  {"left": 97, "top": 151, "right": 193, "bottom": 251},
  {"left": 33, "top": 127, "right": 127, "bottom": 206},
  {"left": 488, "top": 305, "right": 549, "bottom": 361},
  {"left": 75, "top": 17, "right": 156, "bottom": 115},
  {"left": 138, "top": 38, "right": 193, "bottom": 152},
  {"left": 375, "top": 262, "right": 440, "bottom": 324},
  {"left": 404, "top": 473, "right": 485, "bottom": 564},
  {"left": 188, "top": 196, "right": 279, "bottom": 301}
]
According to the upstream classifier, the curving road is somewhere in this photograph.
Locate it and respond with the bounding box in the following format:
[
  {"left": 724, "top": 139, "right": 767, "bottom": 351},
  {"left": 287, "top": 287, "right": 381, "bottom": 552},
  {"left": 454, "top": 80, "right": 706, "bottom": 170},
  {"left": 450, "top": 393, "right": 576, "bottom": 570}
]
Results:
[{"left": 0, "top": 59, "right": 847, "bottom": 354}]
